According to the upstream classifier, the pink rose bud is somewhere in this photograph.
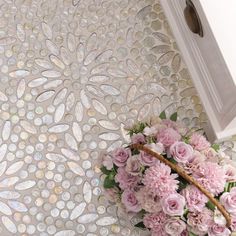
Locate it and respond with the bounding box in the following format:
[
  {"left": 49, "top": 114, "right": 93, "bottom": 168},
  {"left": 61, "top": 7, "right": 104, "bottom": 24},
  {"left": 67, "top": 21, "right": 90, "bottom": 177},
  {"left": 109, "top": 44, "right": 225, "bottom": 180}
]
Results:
[
  {"left": 112, "top": 147, "right": 131, "bottom": 167},
  {"left": 170, "top": 141, "right": 193, "bottom": 163}
]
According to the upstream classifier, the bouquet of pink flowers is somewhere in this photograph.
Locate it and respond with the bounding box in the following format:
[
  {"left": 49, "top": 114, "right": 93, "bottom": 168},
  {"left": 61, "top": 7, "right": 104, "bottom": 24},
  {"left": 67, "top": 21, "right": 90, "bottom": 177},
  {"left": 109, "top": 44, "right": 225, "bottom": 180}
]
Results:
[{"left": 100, "top": 111, "right": 236, "bottom": 236}]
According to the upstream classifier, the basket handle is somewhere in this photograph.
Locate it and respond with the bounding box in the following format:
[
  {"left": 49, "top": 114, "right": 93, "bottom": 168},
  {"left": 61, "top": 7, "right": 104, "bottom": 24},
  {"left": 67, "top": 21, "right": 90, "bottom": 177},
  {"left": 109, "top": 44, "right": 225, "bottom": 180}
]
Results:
[{"left": 130, "top": 144, "right": 231, "bottom": 227}]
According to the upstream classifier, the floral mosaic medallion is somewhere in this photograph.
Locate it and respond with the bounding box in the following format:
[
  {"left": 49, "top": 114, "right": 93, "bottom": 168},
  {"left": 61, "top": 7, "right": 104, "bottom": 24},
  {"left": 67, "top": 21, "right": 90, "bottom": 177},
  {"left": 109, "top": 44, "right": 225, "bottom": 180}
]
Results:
[{"left": 0, "top": 0, "right": 209, "bottom": 235}]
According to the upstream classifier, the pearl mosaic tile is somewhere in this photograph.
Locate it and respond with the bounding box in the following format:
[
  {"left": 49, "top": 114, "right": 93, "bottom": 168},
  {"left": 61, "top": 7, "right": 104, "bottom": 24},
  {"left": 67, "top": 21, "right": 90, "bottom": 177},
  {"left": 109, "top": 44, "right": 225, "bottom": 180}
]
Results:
[{"left": 0, "top": 0, "right": 213, "bottom": 235}]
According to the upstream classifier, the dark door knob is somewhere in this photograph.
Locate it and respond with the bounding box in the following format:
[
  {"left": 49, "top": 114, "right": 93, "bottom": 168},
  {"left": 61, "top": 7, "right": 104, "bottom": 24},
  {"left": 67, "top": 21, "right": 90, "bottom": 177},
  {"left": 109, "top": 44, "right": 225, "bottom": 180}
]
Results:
[{"left": 184, "top": 0, "right": 203, "bottom": 37}]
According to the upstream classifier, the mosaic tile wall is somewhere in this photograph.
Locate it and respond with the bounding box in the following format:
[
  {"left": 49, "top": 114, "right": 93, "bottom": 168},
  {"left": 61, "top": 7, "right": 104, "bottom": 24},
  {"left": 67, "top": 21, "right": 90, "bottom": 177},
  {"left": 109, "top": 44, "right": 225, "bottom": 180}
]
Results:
[{"left": 0, "top": 0, "right": 217, "bottom": 235}]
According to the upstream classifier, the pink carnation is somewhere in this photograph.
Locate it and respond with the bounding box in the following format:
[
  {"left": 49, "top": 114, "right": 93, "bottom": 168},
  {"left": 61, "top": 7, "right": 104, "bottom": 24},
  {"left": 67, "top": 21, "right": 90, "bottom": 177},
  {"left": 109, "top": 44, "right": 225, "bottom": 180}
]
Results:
[
  {"left": 115, "top": 167, "right": 140, "bottom": 190},
  {"left": 157, "top": 128, "right": 181, "bottom": 147},
  {"left": 161, "top": 193, "right": 185, "bottom": 216},
  {"left": 208, "top": 223, "right": 231, "bottom": 236},
  {"left": 189, "top": 133, "right": 210, "bottom": 151},
  {"left": 112, "top": 147, "right": 131, "bottom": 167},
  {"left": 181, "top": 185, "right": 208, "bottom": 212},
  {"left": 121, "top": 189, "right": 142, "bottom": 213},
  {"left": 170, "top": 141, "right": 193, "bottom": 163},
  {"left": 136, "top": 187, "right": 162, "bottom": 213},
  {"left": 143, "top": 163, "right": 179, "bottom": 197},
  {"left": 131, "top": 133, "right": 146, "bottom": 144},
  {"left": 187, "top": 208, "right": 213, "bottom": 235},
  {"left": 220, "top": 187, "right": 236, "bottom": 214},
  {"left": 143, "top": 211, "right": 169, "bottom": 231},
  {"left": 193, "top": 162, "right": 226, "bottom": 195}
]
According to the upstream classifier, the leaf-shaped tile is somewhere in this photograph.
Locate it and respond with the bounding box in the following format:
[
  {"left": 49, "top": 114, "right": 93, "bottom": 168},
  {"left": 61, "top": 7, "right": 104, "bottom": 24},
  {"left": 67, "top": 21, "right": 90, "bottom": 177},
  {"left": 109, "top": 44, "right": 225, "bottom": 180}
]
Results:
[
  {"left": 65, "top": 133, "right": 78, "bottom": 151},
  {"left": 61, "top": 149, "right": 80, "bottom": 161},
  {"left": 70, "top": 202, "right": 86, "bottom": 220},
  {"left": 48, "top": 124, "right": 69, "bottom": 133},
  {"left": 60, "top": 47, "right": 70, "bottom": 65},
  {"left": 86, "top": 85, "right": 104, "bottom": 97},
  {"left": 91, "top": 63, "right": 109, "bottom": 74},
  {"left": 36, "top": 90, "right": 55, "bottom": 102},
  {"left": 86, "top": 33, "right": 97, "bottom": 51},
  {"left": 42, "top": 22, "right": 53, "bottom": 39},
  {"left": 84, "top": 50, "right": 98, "bottom": 66},
  {"left": 17, "top": 79, "right": 25, "bottom": 98},
  {"left": 28, "top": 77, "right": 47, "bottom": 87},
  {"left": 0, "top": 144, "right": 7, "bottom": 162},
  {"left": 9, "top": 70, "right": 29, "bottom": 78},
  {"left": 0, "top": 161, "right": 7, "bottom": 177},
  {"left": 67, "top": 162, "right": 85, "bottom": 176},
  {"left": 126, "top": 59, "right": 140, "bottom": 76},
  {"left": 16, "top": 24, "right": 25, "bottom": 42},
  {"left": 89, "top": 75, "right": 109, "bottom": 83},
  {"left": 35, "top": 58, "right": 53, "bottom": 69},
  {"left": 96, "top": 217, "right": 117, "bottom": 226},
  {"left": 80, "top": 90, "right": 90, "bottom": 109},
  {"left": 49, "top": 55, "right": 65, "bottom": 69},
  {"left": 107, "top": 140, "right": 123, "bottom": 152},
  {"left": 46, "top": 153, "right": 66, "bottom": 162},
  {"left": 92, "top": 99, "right": 107, "bottom": 115},
  {"left": 138, "top": 103, "right": 151, "bottom": 121},
  {"left": 77, "top": 214, "right": 99, "bottom": 224},
  {"left": 53, "top": 88, "right": 67, "bottom": 105},
  {"left": 127, "top": 85, "right": 137, "bottom": 103},
  {"left": 2, "top": 216, "right": 17, "bottom": 233},
  {"left": 0, "top": 191, "right": 20, "bottom": 199},
  {"left": 20, "top": 120, "right": 37, "bottom": 134},
  {"left": 99, "top": 133, "right": 120, "bottom": 141},
  {"left": 98, "top": 120, "right": 119, "bottom": 130},
  {"left": 0, "top": 91, "right": 8, "bottom": 101},
  {"left": 55, "top": 230, "right": 75, "bottom": 236},
  {"left": 15, "top": 180, "right": 36, "bottom": 190},
  {"left": 100, "top": 84, "right": 120, "bottom": 95},
  {"left": 0, "top": 177, "right": 19, "bottom": 188},
  {"left": 0, "top": 37, "right": 16, "bottom": 45},
  {"left": 5, "top": 161, "right": 24, "bottom": 175},
  {"left": 2, "top": 121, "right": 11, "bottom": 141},
  {"left": 43, "top": 80, "right": 63, "bottom": 89},
  {"left": 46, "top": 39, "right": 59, "bottom": 55},
  {"left": 67, "top": 33, "right": 76, "bottom": 52},
  {"left": 54, "top": 104, "right": 65, "bottom": 123},
  {"left": 83, "top": 181, "right": 92, "bottom": 203},
  {"left": 107, "top": 68, "right": 127, "bottom": 77},
  {"left": 126, "top": 27, "right": 134, "bottom": 47},
  {"left": 133, "top": 94, "right": 154, "bottom": 105},
  {"left": 171, "top": 53, "right": 181, "bottom": 73},
  {"left": 42, "top": 70, "right": 61, "bottom": 78},
  {"left": 75, "top": 102, "right": 83, "bottom": 122},
  {"left": 96, "top": 49, "right": 113, "bottom": 62},
  {"left": 152, "top": 32, "right": 171, "bottom": 44},
  {"left": 66, "top": 92, "right": 75, "bottom": 111},
  {"left": 77, "top": 43, "right": 84, "bottom": 63},
  {"left": 72, "top": 122, "right": 82, "bottom": 143},
  {"left": 158, "top": 51, "right": 175, "bottom": 65},
  {"left": 8, "top": 200, "right": 27, "bottom": 212}
]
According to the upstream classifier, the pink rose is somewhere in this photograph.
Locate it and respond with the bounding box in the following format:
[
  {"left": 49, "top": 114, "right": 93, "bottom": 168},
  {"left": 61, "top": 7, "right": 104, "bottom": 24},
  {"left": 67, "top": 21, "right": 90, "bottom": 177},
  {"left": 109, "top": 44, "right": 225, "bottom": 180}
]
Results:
[
  {"left": 220, "top": 187, "right": 236, "bottom": 214},
  {"left": 112, "top": 147, "right": 131, "bottom": 167},
  {"left": 131, "top": 133, "right": 146, "bottom": 144},
  {"left": 157, "top": 128, "right": 181, "bottom": 147},
  {"left": 187, "top": 208, "right": 213, "bottom": 235},
  {"left": 102, "top": 153, "right": 113, "bottom": 170},
  {"left": 181, "top": 185, "right": 208, "bottom": 212},
  {"left": 164, "top": 218, "right": 186, "bottom": 235},
  {"left": 161, "top": 193, "right": 185, "bottom": 216},
  {"left": 115, "top": 167, "right": 140, "bottom": 190},
  {"left": 125, "top": 155, "right": 142, "bottom": 176},
  {"left": 143, "top": 211, "right": 168, "bottom": 229},
  {"left": 139, "top": 151, "right": 158, "bottom": 166},
  {"left": 230, "top": 216, "right": 236, "bottom": 231},
  {"left": 170, "top": 141, "right": 193, "bottom": 163},
  {"left": 136, "top": 187, "right": 162, "bottom": 213},
  {"left": 208, "top": 223, "right": 231, "bottom": 236},
  {"left": 121, "top": 189, "right": 141, "bottom": 213},
  {"left": 189, "top": 133, "right": 210, "bottom": 151},
  {"left": 223, "top": 164, "right": 236, "bottom": 182}
]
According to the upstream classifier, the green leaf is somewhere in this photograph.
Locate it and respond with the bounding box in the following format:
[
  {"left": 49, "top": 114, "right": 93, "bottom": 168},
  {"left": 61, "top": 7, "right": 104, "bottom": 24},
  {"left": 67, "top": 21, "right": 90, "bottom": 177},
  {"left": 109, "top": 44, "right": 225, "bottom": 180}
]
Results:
[
  {"left": 212, "top": 143, "right": 220, "bottom": 152},
  {"left": 134, "top": 222, "right": 146, "bottom": 229},
  {"left": 159, "top": 111, "right": 166, "bottom": 120},
  {"left": 189, "top": 232, "right": 197, "bottom": 236},
  {"left": 170, "top": 112, "right": 177, "bottom": 121},
  {"left": 100, "top": 166, "right": 111, "bottom": 175},
  {"left": 206, "top": 201, "right": 215, "bottom": 211},
  {"left": 226, "top": 182, "right": 236, "bottom": 192},
  {"left": 103, "top": 176, "right": 116, "bottom": 189},
  {"left": 183, "top": 209, "right": 189, "bottom": 220}
]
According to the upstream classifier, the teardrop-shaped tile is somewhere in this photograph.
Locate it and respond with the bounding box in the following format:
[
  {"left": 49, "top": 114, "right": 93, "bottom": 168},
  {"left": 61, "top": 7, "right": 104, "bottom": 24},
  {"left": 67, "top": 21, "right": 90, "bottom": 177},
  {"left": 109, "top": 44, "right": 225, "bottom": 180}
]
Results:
[
  {"left": 66, "top": 92, "right": 75, "bottom": 111},
  {"left": 2, "top": 216, "right": 17, "bottom": 233},
  {"left": 70, "top": 202, "right": 86, "bottom": 220},
  {"left": 17, "top": 79, "right": 25, "bottom": 98},
  {"left": 72, "top": 122, "right": 82, "bottom": 143},
  {"left": 0, "top": 144, "right": 7, "bottom": 162},
  {"left": 65, "top": 133, "right": 78, "bottom": 151},
  {"left": 8, "top": 200, "right": 27, "bottom": 212},
  {"left": 2, "top": 121, "right": 11, "bottom": 141},
  {"left": 83, "top": 181, "right": 92, "bottom": 203},
  {"left": 16, "top": 24, "right": 25, "bottom": 42},
  {"left": 48, "top": 124, "right": 69, "bottom": 133},
  {"left": 67, "top": 33, "right": 76, "bottom": 52},
  {"left": 46, "top": 153, "right": 66, "bottom": 162},
  {"left": 61, "top": 149, "right": 80, "bottom": 161},
  {"left": 0, "top": 91, "right": 8, "bottom": 101},
  {"left": 9, "top": 70, "right": 29, "bottom": 78},
  {"left": 77, "top": 214, "right": 99, "bottom": 224},
  {"left": 77, "top": 43, "right": 84, "bottom": 63},
  {"left": 80, "top": 90, "right": 90, "bottom": 109},
  {"left": 28, "top": 78, "right": 47, "bottom": 87},
  {"left": 54, "top": 104, "right": 65, "bottom": 123},
  {"left": 49, "top": 55, "right": 65, "bottom": 69},
  {"left": 96, "top": 217, "right": 117, "bottom": 226},
  {"left": 67, "top": 162, "right": 85, "bottom": 176},
  {"left": 36, "top": 90, "right": 55, "bottom": 102},
  {"left": 6, "top": 161, "right": 24, "bottom": 175},
  {"left": 99, "top": 133, "right": 120, "bottom": 141},
  {"left": 42, "top": 22, "right": 53, "bottom": 39},
  {"left": 20, "top": 120, "right": 37, "bottom": 134},
  {"left": 92, "top": 99, "right": 107, "bottom": 115},
  {"left": 15, "top": 180, "right": 36, "bottom": 190},
  {"left": 46, "top": 39, "right": 59, "bottom": 55},
  {"left": 53, "top": 88, "right": 67, "bottom": 105}
]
